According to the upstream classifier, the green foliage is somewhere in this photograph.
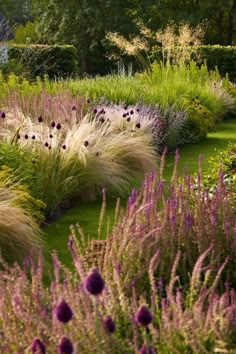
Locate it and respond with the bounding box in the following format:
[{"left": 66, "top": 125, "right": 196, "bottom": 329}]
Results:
[
  {"left": 7, "top": 43, "right": 79, "bottom": 79},
  {"left": 14, "top": 21, "right": 38, "bottom": 43}
]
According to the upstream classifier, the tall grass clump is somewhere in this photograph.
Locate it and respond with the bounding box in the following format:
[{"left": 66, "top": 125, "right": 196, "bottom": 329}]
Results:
[
  {"left": 0, "top": 155, "right": 235, "bottom": 352},
  {"left": 0, "top": 108, "right": 157, "bottom": 217},
  {"left": 0, "top": 168, "right": 43, "bottom": 263}
]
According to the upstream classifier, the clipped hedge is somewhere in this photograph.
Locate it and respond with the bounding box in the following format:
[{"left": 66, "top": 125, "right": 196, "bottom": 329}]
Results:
[
  {"left": 152, "top": 45, "right": 236, "bottom": 82},
  {"left": 8, "top": 44, "right": 79, "bottom": 78}
]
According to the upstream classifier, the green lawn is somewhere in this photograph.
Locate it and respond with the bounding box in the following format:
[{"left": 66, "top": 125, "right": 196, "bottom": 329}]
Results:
[{"left": 43, "top": 117, "right": 236, "bottom": 268}]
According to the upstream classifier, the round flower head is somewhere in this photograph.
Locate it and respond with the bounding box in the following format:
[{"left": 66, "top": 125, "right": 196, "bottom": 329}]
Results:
[
  {"left": 57, "top": 336, "right": 74, "bottom": 354},
  {"left": 30, "top": 338, "right": 46, "bottom": 354},
  {"left": 38, "top": 116, "right": 43, "bottom": 123},
  {"left": 71, "top": 105, "right": 76, "bottom": 111},
  {"left": 85, "top": 268, "right": 105, "bottom": 295},
  {"left": 56, "top": 123, "right": 62, "bottom": 130},
  {"left": 51, "top": 121, "right": 56, "bottom": 128},
  {"left": 104, "top": 315, "right": 116, "bottom": 333},
  {"left": 139, "top": 343, "right": 155, "bottom": 354},
  {"left": 136, "top": 305, "right": 153, "bottom": 326},
  {"left": 54, "top": 299, "right": 73, "bottom": 323},
  {"left": 1, "top": 111, "right": 6, "bottom": 118}
]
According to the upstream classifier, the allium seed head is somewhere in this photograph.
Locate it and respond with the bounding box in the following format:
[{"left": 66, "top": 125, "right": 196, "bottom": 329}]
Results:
[
  {"left": 57, "top": 336, "right": 74, "bottom": 354},
  {"left": 62, "top": 144, "right": 66, "bottom": 150},
  {"left": 56, "top": 123, "right": 62, "bottom": 130},
  {"left": 136, "top": 305, "right": 153, "bottom": 326},
  {"left": 54, "top": 299, "right": 73, "bottom": 323},
  {"left": 71, "top": 105, "right": 76, "bottom": 111},
  {"left": 32, "top": 135, "right": 36, "bottom": 140},
  {"left": 1, "top": 112, "right": 6, "bottom": 118},
  {"left": 93, "top": 108, "right": 98, "bottom": 114},
  {"left": 25, "top": 134, "right": 29, "bottom": 139},
  {"left": 30, "top": 338, "right": 46, "bottom": 354},
  {"left": 45, "top": 142, "right": 49, "bottom": 147},
  {"left": 104, "top": 315, "right": 116, "bottom": 333},
  {"left": 51, "top": 121, "right": 56, "bottom": 128},
  {"left": 136, "top": 122, "right": 141, "bottom": 129},
  {"left": 38, "top": 116, "right": 43, "bottom": 123},
  {"left": 85, "top": 268, "right": 105, "bottom": 295},
  {"left": 84, "top": 140, "right": 89, "bottom": 147}
]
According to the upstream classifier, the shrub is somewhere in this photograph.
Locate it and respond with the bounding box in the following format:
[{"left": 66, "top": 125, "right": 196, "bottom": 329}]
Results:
[{"left": 8, "top": 44, "right": 79, "bottom": 79}]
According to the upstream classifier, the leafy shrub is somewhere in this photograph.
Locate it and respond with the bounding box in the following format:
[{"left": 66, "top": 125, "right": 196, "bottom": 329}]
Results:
[
  {"left": 14, "top": 21, "right": 39, "bottom": 44},
  {"left": 8, "top": 44, "right": 79, "bottom": 79}
]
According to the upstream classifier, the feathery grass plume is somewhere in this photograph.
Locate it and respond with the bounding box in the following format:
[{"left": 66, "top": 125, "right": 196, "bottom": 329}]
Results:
[{"left": 0, "top": 168, "right": 42, "bottom": 263}]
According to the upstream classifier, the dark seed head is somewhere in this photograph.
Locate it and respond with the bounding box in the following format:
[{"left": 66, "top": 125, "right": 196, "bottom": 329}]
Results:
[
  {"left": 71, "top": 105, "right": 76, "bottom": 111},
  {"left": 123, "top": 113, "right": 127, "bottom": 118},
  {"left": 62, "top": 144, "right": 66, "bottom": 150},
  {"left": 85, "top": 268, "right": 105, "bottom": 295},
  {"left": 99, "top": 117, "right": 105, "bottom": 123},
  {"left": 139, "top": 343, "right": 155, "bottom": 354},
  {"left": 17, "top": 134, "right": 20, "bottom": 139},
  {"left": 104, "top": 315, "right": 116, "bottom": 333},
  {"left": 130, "top": 110, "right": 134, "bottom": 115},
  {"left": 124, "top": 105, "right": 128, "bottom": 110},
  {"left": 54, "top": 299, "right": 73, "bottom": 323},
  {"left": 1, "top": 112, "right": 6, "bottom": 118},
  {"left": 127, "top": 117, "right": 131, "bottom": 122},
  {"left": 136, "top": 108, "right": 140, "bottom": 112},
  {"left": 30, "top": 338, "right": 46, "bottom": 354},
  {"left": 51, "top": 121, "right": 56, "bottom": 128},
  {"left": 84, "top": 140, "right": 89, "bottom": 147},
  {"left": 93, "top": 108, "right": 98, "bottom": 114},
  {"left": 136, "top": 305, "right": 153, "bottom": 326},
  {"left": 136, "top": 123, "right": 141, "bottom": 129},
  {"left": 49, "top": 134, "right": 53, "bottom": 138},
  {"left": 38, "top": 116, "right": 43, "bottom": 123},
  {"left": 45, "top": 142, "right": 49, "bottom": 147},
  {"left": 57, "top": 336, "right": 74, "bottom": 354},
  {"left": 56, "top": 123, "right": 62, "bottom": 130},
  {"left": 32, "top": 135, "right": 36, "bottom": 140},
  {"left": 25, "top": 134, "right": 29, "bottom": 139},
  {"left": 87, "top": 99, "right": 91, "bottom": 104}
]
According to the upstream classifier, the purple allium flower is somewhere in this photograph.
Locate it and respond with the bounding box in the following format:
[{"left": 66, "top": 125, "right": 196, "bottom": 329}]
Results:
[
  {"left": 56, "top": 123, "right": 62, "bottom": 130},
  {"left": 139, "top": 343, "right": 155, "bottom": 354},
  {"left": 45, "top": 142, "right": 49, "bottom": 147},
  {"left": 54, "top": 299, "right": 73, "bottom": 323},
  {"left": 85, "top": 268, "right": 105, "bottom": 295},
  {"left": 32, "top": 135, "right": 36, "bottom": 140},
  {"left": 30, "top": 338, "right": 46, "bottom": 354},
  {"left": 49, "top": 134, "right": 53, "bottom": 138},
  {"left": 38, "top": 116, "right": 43, "bottom": 123},
  {"left": 62, "top": 145, "right": 66, "bottom": 150},
  {"left": 71, "top": 105, "right": 76, "bottom": 111},
  {"left": 25, "top": 134, "right": 29, "bottom": 139},
  {"left": 136, "top": 305, "right": 153, "bottom": 326},
  {"left": 51, "top": 121, "right": 56, "bottom": 128},
  {"left": 136, "top": 122, "right": 141, "bottom": 129},
  {"left": 93, "top": 108, "right": 98, "bottom": 114},
  {"left": 1, "top": 111, "right": 6, "bottom": 118},
  {"left": 57, "top": 336, "right": 74, "bottom": 354},
  {"left": 122, "top": 113, "right": 127, "bottom": 118},
  {"left": 130, "top": 110, "right": 134, "bottom": 115},
  {"left": 84, "top": 140, "right": 89, "bottom": 147},
  {"left": 104, "top": 315, "right": 116, "bottom": 333},
  {"left": 136, "top": 108, "right": 140, "bottom": 112}
]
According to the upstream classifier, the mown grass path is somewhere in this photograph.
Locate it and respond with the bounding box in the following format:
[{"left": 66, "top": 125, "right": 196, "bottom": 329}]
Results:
[{"left": 43, "top": 117, "right": 236, "bottom": 267}]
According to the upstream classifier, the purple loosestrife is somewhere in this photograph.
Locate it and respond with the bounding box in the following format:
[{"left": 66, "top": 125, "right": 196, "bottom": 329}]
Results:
[
  {"left": 136, "top": 305, "right": 153, "bottom": 326},
  {"left": 54, "top": 299, "right": 73, "bottom": 323},
  {"left": 104, "top": 315, "right": 116, "bottom": 333},
  {"left": 85, "top": 268, "right": 105, "bottom": 295},
  {"left": 30, "top": 338, "right": 46, "bottom": 354},
  {"left": 57, "top": 336, "right": 74, "bottom": 354},
  {"left": 139, "top": 343, "right": 155, "bottom": 354}
]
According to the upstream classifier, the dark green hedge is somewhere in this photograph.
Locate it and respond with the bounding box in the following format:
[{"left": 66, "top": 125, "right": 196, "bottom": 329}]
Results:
[
  {"left": 8, "top": 44, "right": 79, "bottom": 78},
  {"left": 152, "top": 45, "right": 236, "bottom": 82}
]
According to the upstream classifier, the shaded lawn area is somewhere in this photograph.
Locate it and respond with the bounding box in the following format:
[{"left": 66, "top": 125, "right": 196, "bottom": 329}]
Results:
[{"left": 43, "top": 117, "right": 236, "bottom": 269}]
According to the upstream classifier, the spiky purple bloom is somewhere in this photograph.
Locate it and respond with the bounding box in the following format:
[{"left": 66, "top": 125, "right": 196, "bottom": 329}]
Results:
[
  {"left": 84, "top": 140, "right": 89, "bottom": 147},
  {"left": 85, "top": 268, "right": 105, "bottom": 295},
  {"left": 38, "top": 116, "right": 43, "bottom": 123},
  {"left": 51, "top": 121, "right": 56, "bottom": 128},
  {"left": 104, "top": 315, "right": 116, "bottom": 333},
  {"left": 54, "top": 299, "right": 73, "bottom": 323},
  {"left": 1, "top": 111, "right": 6, "bottom": 118},
  {"left": 71, "top": 105, "right": 76, "bottom": 111},
  {"left": 136, "top": 305, "right": 153, "bottom": 326},
  {"left": 139, "top": 343, "right": 155, "bottom": 354},
  {"left": 57, "top": 336, "right": 74, "bottom": 354},
  {"left": 56, "top": 123, "right": 62, "bottom": 130},
  {"left": 30, "top": 338, "right": 46, "bottom": 354}
]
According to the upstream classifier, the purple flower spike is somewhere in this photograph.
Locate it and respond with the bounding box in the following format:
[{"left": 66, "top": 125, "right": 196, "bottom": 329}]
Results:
[
  {"left": 71, "top": 105, "right": 76, "bottom": 111},
  {"left": 38, "top": 116, "right": 43, "bottom": 123},
  {"left": 1, "top": 112, "right": 6, "bottom": 118},
  {"left": 136, "top": 305, "right": 153, "bottom": 326},
  {"left": 54, "top": 299, "right": 73, "bottom": 323},
  {"left": 57, "top": 336, "right": 74, "bottom": 354},
  {"left": 51, "top": 121, "right": 56, "bottom": 128},
  {"left": 30, "top": 338, "right": 46, "bottom": 354},
  {"left": 104, "top": 315, "right": 116, "bottom": 333},
  {"left": 85, "top": 268, "right": 105, "bottom": 295},
  {"left": 139, "top": 343, "right": 155, "bottom": 354},
  {"left": 56, "top": 123, "right": 62, "bottom": 130}
]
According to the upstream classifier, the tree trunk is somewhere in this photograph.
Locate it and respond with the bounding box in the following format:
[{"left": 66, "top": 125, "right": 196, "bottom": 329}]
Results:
[{"left": 227, "top": 0, "right": 236, "bottom": 45}]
